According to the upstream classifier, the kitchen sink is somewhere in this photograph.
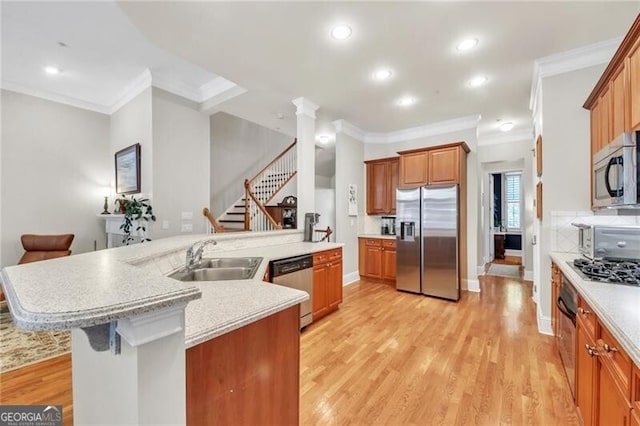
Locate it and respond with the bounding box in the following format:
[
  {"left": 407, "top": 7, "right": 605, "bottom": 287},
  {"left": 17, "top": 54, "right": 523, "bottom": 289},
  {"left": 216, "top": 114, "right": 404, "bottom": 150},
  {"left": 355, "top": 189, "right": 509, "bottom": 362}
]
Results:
[{"left": 167, "top": 257, "right": 262, "bottom": 282}]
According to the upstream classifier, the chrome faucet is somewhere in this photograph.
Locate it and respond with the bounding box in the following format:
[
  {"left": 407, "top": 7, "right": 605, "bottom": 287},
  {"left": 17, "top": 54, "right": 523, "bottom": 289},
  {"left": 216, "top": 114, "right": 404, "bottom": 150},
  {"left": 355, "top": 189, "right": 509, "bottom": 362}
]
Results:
[{"left": 185, "top": 239, "right": 217, "bottom": 270}]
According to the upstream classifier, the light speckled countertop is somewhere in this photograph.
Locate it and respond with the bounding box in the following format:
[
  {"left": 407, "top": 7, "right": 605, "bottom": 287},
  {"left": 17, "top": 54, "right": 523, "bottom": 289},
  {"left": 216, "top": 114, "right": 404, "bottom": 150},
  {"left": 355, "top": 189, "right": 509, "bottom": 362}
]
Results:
[
  {"left": 0, "top": 231, "right": 343, "bottom": 348},
  {"left": 358, "top": 234, "right": 396, "bottom": 240},
  {"left": 550, "top": 252, "right": 640, "bottom": 366}
]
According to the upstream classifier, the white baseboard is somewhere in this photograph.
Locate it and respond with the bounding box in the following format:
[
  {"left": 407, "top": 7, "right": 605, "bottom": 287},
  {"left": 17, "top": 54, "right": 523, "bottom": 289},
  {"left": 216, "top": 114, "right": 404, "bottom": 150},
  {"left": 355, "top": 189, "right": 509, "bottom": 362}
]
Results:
[
  {"left": 343, "top": 271, "right": 360, "bottom": 286},
  {"left": 476, "top": 266, "right": 485, "bottom": 276},
  {"left": 524, "top": 270, "right": 533, "bottom": 281},
  {"left": 466, "top": 279, "right": 481, "bottom": 293},
  {"left": 505, "top": 249, "right": 522, "bottom": 256},
  {"left": 537, "top": 307, "right": 553, "bottom": 336}
]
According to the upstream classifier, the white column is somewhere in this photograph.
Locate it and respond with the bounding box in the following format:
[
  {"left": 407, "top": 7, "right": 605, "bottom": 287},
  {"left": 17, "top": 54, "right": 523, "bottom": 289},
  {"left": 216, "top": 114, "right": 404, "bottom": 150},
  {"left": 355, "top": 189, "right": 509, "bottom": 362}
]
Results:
[
  {"left": 292, "top": 97, "right": 319, "bottom": 229},
  {"left": 71, "top": 306, "right": 186, "bottom": 425}
]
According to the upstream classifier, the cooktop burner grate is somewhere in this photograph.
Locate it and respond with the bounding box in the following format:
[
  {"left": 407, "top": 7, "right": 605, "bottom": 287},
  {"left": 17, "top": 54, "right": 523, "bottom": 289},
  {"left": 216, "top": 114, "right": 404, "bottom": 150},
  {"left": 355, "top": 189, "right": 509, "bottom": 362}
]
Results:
[{"left": 571, "top": 258, "right": 640, "bottom": 286}]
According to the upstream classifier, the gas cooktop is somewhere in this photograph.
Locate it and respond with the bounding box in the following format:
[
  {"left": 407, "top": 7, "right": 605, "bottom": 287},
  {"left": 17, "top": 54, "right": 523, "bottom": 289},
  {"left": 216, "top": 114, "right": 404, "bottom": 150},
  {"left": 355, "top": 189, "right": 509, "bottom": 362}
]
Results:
[{"left": 569, "top": 258, "right": 640, "bottom": 286}]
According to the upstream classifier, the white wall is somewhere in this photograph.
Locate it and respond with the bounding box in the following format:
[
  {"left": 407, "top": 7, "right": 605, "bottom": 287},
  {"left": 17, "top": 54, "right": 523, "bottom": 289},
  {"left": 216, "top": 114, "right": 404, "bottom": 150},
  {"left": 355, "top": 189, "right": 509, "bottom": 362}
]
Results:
[
  {"left": 537, "top": 64, "right": 608, "bottom": 331},
  {"left": 478, "top": 138, "right": 534, "bottom": 275},
  {"left": 335, "top": 132, "right": 364, "bottom": 283},
  {"left": 314, "top": 188, "right": 336, "bottom": 239},
  {"left": 151, "top": 88, "right": 210, "bottom": 239},
  {"left": 1, "top": 90, "right": 111, "bottom": 266},
  {"left": 210, "top": 112, "right": 295, "bottom": 217},
  {"left": 363, "top": 128, "right": 480, "bottom": 290},
  {"left": 110, "top": 87, "right": 153, "bottom": 197}
]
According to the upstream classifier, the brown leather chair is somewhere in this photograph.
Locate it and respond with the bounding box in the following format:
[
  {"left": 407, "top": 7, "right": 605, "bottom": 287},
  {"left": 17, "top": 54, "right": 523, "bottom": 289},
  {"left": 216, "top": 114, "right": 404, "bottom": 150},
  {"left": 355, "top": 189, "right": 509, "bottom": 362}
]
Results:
[
  {"left": 18, "top": 234, "right": 75, "bottom": 264},
  {"left": 0, "top": 234, "right": 74, "bottom": 303}
]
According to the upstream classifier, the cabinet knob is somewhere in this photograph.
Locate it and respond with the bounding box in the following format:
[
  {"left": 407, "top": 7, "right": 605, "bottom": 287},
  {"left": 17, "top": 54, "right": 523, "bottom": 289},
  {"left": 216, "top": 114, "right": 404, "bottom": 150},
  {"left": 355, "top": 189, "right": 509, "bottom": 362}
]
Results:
[
  {"left": 585, "top": 344, "right": 599, "bottom": 357},
  {"left": 603, "top": 343, "right": 618, "bottom": 353},
  {"left": 577, "top": 307, "right": 591, "bottom": 315}
]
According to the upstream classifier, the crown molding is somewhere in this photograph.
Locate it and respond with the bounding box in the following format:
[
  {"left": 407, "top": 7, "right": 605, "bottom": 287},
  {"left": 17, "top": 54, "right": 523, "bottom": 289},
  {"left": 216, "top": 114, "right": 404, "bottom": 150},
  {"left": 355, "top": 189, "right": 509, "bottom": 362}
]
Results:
[
  {"left": 333, "top": 114, "right": 480, "bottom": 144},
  {"left": 477, "top": 128, "right": 533, "bottom": 147},
  {"left": 292, "top": 97, "right": 320, "bottom": 119},
  {"left": 529, "top": 37, "right": 622, "bottom": 112},
  {"left": 108, "top": 69, "right": 152, "bottom": 114},
  {"left": 200, "top": 85, "right": 248, "bottom": 114},
  {"left": 200, "top": 77, "right": 237, "bottom": 101},
  {"left": 1, "top": 80, "right": 111, "bottom": 114}
]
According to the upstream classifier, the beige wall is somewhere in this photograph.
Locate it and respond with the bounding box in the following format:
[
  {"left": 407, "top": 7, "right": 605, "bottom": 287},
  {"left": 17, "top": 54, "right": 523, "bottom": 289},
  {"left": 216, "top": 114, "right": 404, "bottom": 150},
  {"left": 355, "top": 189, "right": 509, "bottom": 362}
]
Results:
[
  {"left": 335, "top": 132, "right": 365, "bottom": 282},
  {"left": 536, "top": 64, "right": 608, "bottom": 327},
  {"left": 1, "top": 90, "right": 111, "bottom": 266},
  {"left": 151, "top": 88, "right": 210, "bottom": 238}
]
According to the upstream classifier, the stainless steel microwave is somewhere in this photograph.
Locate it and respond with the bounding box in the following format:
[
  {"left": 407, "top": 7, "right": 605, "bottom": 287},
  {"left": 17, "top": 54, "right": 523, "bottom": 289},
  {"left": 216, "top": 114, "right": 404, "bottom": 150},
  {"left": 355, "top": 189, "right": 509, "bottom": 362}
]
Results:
[{"left": 592, "top": 131, "right": 639, "bottom": 209}]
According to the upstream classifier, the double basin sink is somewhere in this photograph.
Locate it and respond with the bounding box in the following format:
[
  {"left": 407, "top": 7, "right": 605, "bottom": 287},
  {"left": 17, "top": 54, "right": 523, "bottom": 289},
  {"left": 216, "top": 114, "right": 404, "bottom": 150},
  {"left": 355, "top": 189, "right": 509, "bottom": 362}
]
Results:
[{"left": 168, "top": 257, "right": 263, "bottom": 282}]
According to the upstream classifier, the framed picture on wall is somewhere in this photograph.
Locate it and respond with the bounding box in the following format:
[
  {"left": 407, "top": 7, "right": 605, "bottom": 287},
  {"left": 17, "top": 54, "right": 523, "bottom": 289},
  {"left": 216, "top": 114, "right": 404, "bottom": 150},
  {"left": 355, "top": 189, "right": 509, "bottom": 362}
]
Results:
[{"left": 115, "top": 143, "right": 141, "bottom": 194}]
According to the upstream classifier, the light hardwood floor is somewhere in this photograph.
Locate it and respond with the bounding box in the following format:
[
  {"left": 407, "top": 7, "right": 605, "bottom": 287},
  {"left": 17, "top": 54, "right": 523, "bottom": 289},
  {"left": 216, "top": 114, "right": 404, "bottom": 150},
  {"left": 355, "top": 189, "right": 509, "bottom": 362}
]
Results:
[{"left": 0, "top": 274, "right": 577, "bottom": 426}]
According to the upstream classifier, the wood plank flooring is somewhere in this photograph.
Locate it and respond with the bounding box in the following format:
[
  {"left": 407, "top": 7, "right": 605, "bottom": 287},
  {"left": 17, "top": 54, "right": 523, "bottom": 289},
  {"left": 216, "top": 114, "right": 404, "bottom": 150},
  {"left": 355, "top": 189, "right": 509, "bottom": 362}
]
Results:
[
  {"left": 0, "top": 274, "right": 577, "bottom": 425},
  {"left": 300, "top": 275, "right": 578, "bottom": 425}
]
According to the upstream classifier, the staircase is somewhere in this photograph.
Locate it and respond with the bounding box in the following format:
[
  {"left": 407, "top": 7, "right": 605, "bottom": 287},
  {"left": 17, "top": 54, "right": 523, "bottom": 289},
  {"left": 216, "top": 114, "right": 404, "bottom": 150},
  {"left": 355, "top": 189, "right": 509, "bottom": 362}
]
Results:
[{"left": 211, "top": 140, "right": 297, "bottom": 232}]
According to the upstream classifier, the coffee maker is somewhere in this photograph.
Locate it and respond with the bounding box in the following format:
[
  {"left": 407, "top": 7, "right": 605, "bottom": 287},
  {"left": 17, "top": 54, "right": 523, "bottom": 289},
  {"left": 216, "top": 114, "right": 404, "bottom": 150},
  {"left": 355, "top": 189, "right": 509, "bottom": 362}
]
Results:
[
  {"left": 304, "top": 213, "right": 320, "bottom": 242},
  {"left": 381, "top": 216, "right": 396, "bottom": 235}
]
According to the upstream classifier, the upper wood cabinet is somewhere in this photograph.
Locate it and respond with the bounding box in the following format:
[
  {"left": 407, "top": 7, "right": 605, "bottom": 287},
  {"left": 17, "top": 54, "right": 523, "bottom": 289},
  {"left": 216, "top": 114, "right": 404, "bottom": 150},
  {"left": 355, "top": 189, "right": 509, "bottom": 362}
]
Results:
[
  {"left": 365, "top": 157, "right": 398, "bottom": 215},
  {"left": 585, "top": 16, "right": 640, "bottom": 148},
  {"left": 397, "top": 142, "right": 470, "bottom": 188}
]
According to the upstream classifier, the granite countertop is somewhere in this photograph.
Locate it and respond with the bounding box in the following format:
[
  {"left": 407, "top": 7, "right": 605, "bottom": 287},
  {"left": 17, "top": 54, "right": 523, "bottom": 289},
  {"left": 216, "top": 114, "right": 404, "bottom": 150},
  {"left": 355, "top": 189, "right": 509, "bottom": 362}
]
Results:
[
  {"left": 0, "top": 231, "right": 343, "bottom": 349},
  {"left": 358, "top": 233, "right": 396, "bottom": 240},
  {"left": 550, "top": 252, "right": 640, "bottom": 366}
]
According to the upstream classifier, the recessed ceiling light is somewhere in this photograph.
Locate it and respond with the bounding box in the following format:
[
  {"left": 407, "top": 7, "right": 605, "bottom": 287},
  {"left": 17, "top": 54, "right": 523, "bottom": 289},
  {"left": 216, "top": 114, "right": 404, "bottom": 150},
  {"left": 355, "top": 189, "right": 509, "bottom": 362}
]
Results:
[
  {"left": 397, "top": 97, "right": 416, "bottom": 107},
  {"left": 500, "top": 122, "right": 514, "bottom": 132},
  {"left": 373, "top": 69, "right": 392, "bottom": 81},
  {"left": 318, "top": 134, "right": 331, "bottom": 144},
  {"left": 468, "top": 75, "right": 488, "bottom": 88},
  {"left": 44, "top": 66, "right": 60, "bottom": 75},
  {"left": 331, "top": 25, "right": 352, "bottom": 40},
  {"left": 457, "top": 38, "right": 479, "bottom": 51}
]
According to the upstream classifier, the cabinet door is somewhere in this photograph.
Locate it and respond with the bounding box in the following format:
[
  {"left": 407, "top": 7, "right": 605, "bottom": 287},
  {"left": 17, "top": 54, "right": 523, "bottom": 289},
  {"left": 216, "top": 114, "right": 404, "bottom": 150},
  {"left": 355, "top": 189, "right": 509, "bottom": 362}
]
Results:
[
  {"left": 367, "top": 161, "right": 389, "bottom": 215},
  {"left": 629, "top": 40, "right": 640, "bottom": 131},
  {"left": 428, "top": 147, "right": 459, "bottom": 184},
  {"left": 598, "top": 360, "right": 631, "bottom": 426},
  {"left": 313, "top": 266, "right": 328, "bottom": 319},
  {"left": 399, "top": 151, "right": 428, "bottom": 188},
  {"left": 591, "top": 100, "right": 602, "bottom": 159},
  {"left": 364, "top": 245, "right": 382, "bottom": 277},
  {"left": 387, "top": 158, "right": 399, "bottom": 214},
  {"left": 381, "top": 247, "right": 396, "bottom": 281},
  {"left": 631, "top": 409, "right": 640, "bottom": 426},
  {"left": 327, "top": 261, "right": 343, "bottom": 309},
  {"left": 600, "top": 88, "right": 612, "bottom": 149},
  {"left": 576, "top": 320, "right": 597, "bottom": 426},
  {"left": 611, "top": 64, "right": 628, "bottom": 139}
]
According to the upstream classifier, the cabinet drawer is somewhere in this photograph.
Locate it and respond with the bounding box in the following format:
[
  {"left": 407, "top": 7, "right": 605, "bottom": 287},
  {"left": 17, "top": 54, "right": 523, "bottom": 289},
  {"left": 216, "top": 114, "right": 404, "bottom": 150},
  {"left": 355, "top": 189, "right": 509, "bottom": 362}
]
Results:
[
  {"left": 328, "top": 248, "right": 342, "bottom": 261},
  {"left": 577, "top": 298, "right": 596, "bottom": 341},
  {"left": 382, "top": 239, "right": 396, "bottom": 249},
  {"left": 598, "top": 322, "right": 632, "bottom": 396},
  {"left": 364, "top": 238, "right": 382, "bottom": 247},
  {"left": 314, "top": 248, "right": 342, "bottom": 265},
  {"left": 633, "top": 364, "right": 640, "bottom": 412}
]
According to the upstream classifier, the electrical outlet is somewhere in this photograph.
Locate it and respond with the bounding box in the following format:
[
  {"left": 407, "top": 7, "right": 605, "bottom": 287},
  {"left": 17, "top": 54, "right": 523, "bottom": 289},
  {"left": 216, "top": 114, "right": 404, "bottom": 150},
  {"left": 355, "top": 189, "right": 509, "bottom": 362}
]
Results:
[
  {"left": 181, "top": 223, "right": 193, "bottom": 232},
  {"left": 162, "top": 220, "right": 170, "bottom": 230},
  {"left": 181, "top": 211, "right": 193, "bottom": 220}
]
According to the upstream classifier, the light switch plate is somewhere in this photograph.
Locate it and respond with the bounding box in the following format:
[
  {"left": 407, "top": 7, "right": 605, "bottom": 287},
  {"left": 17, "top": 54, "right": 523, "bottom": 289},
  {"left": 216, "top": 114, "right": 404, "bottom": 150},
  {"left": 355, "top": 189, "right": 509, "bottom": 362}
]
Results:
[
  {"left": 181, "top": 223, "right": 193, "bottom": 232},
  {"left": 162, "top": 220, "right": 170, "bottom": 230},
  {"left": 181, "top": 211, "right": 193, "bottom": 220}
]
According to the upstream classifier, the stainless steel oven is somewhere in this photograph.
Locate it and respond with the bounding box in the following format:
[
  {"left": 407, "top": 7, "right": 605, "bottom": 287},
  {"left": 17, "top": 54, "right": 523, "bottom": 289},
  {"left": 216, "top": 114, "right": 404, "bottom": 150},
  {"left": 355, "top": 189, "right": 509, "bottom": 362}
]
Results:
[
  {"left": 592, "top": 131, "right": 639, "bottom": 209},
  {"left": 557, "top": 274, "right": 577, "bottom": 399}
]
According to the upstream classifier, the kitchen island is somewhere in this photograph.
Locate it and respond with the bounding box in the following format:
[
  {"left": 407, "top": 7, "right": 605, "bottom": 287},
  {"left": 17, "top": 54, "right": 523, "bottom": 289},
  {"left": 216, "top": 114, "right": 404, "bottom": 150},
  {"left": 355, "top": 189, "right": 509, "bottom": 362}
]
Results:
[{"left": 0, "top": 230, "right": 342, "bottom": 425}]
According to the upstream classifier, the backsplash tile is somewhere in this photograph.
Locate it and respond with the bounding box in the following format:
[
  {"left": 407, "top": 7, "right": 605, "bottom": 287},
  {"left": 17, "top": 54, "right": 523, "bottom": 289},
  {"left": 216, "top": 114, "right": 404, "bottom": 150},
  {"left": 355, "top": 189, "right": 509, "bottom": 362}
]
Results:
[{"left": 550, "top": 211, "right": 640, "bottom": 253}]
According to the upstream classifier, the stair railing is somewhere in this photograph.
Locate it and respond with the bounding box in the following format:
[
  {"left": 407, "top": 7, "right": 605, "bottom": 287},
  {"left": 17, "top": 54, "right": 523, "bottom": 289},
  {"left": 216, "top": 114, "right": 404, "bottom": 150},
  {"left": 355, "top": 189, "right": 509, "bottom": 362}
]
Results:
[{"left": 243, "top": 139, "right": 297, "bottom": 231}]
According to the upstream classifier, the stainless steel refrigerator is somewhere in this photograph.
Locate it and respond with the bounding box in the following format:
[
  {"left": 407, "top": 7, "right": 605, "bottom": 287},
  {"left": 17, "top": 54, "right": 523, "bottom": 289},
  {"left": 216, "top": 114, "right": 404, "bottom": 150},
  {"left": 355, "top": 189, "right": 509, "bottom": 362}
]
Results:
[{"left": 396, "top": 184, "right": 459, "bottom": 301}]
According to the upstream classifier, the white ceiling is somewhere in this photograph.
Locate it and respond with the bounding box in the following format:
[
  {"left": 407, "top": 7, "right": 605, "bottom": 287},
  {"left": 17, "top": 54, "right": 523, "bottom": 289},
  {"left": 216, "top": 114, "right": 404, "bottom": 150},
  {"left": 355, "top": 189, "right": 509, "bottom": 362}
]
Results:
[{"left": 2, "top": 1, "right": 639, "bottom": 142}]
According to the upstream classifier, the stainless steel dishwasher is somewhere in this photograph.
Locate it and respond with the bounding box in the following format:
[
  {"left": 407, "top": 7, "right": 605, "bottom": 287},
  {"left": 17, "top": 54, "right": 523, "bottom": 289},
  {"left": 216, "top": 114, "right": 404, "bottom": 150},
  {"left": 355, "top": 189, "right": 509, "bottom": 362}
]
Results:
[{"left": 270, "top": 255, "right": 313, "bottom": 328}]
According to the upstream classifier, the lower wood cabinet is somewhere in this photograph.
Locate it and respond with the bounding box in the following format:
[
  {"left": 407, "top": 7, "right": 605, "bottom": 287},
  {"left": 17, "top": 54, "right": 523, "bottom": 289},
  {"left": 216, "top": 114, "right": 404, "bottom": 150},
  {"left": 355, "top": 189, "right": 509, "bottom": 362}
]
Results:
[
  {"left": 598, "top": 358, "right": 632, "bottom": 426},
  {"left": 577, "top": 315, "right": 597, "bottom": 426},
  {"left": 313, "top": 248, "right": 342, "bottom": 321},
  {"left": 358, "top": 237, "right": 396, "bottom": 283}
]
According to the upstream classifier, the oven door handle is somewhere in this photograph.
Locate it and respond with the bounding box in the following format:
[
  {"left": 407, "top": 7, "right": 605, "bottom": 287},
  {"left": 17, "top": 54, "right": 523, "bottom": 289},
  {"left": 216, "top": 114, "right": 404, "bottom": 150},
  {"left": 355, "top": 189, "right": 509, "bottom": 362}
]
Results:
[
  {"left": 604, "top": 156, "right": 624, "bottom": 198},
  {"left": 556, "top": 297, "right": 576, "bottom": 326}
]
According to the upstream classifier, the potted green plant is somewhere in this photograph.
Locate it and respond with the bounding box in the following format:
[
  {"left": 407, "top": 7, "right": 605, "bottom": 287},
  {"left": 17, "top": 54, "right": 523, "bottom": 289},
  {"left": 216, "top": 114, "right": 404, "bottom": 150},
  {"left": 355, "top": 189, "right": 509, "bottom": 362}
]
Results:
[{"left": 117, "top": 195, "right": 157, "bottom": 244}]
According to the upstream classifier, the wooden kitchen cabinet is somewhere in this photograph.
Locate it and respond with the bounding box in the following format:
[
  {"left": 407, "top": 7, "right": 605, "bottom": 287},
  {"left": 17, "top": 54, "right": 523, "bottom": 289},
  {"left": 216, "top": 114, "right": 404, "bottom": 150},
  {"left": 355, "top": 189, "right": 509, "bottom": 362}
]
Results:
[
  {"left": 598, "top": 359, "right": 632, "bottom": 426},
  {"left": 313, "top": 248, "right": 342, "bottom": 321},
  {"left": 630, "top": 38, "right": 640, "bottom": 131},
  {"left": 365, "top": 157, "right": 399, "bottom": 215},
  {"left": 398, "top": 142, "right": 470, "bottom": 188},
  {"left": 576, "top": 299, "right": 598, "bottom": 426},
  {"left": 358, "top": 237, "right": 396, "bottom": 284},
  {"left": 611, "top": 63, "right": 628, "bottom": 139},
  {"left": 551, "top": 263, "right": 561, "bottom": 341}
]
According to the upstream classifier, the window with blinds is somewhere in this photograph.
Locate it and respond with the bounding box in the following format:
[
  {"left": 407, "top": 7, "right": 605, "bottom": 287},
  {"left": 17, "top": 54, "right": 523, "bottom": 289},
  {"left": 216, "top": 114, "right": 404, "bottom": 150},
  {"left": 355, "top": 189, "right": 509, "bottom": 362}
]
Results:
[{"left": 505, "top": 173, "right": 521, "bottom": 230}]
